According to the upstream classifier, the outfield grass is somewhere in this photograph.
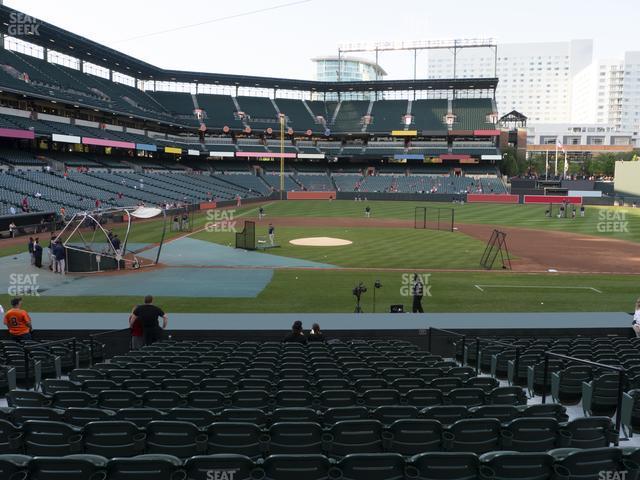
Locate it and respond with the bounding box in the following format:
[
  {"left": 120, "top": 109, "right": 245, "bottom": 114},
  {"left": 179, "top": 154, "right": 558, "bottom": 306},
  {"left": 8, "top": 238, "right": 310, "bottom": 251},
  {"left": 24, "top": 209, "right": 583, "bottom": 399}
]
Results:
[
  {"left": 192, "top": 226, "right": 487, "bottom": 269},
  {"left": 258, "top": 200, "right": 640, "bottom": 243},
  {"left": 2, "top": 270, "right": 636, "bottom": 314},
  {"left": 0, "top": 200, "right": 637, "bottom": 314}
]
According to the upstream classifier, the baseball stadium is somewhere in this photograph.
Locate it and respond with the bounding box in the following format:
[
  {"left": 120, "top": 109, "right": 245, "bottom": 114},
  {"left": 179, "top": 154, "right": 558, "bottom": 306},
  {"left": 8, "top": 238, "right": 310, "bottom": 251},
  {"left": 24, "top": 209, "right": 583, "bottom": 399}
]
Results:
[{"left": 0, "top": 2, "right": 639, "bottom": 479}]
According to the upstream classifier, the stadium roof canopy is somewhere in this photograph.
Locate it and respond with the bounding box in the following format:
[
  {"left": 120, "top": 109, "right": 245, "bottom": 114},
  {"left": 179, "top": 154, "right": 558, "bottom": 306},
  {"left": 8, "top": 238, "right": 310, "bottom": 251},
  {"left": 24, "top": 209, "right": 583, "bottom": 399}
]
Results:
[{"left": 0, "top": 5, "right": 497, "bottom": 94}]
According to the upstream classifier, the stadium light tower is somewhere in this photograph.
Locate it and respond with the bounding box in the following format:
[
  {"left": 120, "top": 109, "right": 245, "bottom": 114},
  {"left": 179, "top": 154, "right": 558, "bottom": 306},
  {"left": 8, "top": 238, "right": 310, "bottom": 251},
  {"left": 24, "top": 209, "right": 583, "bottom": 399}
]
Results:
[{"left": 337, "top": 38, "right": 498, "bottom": 80}]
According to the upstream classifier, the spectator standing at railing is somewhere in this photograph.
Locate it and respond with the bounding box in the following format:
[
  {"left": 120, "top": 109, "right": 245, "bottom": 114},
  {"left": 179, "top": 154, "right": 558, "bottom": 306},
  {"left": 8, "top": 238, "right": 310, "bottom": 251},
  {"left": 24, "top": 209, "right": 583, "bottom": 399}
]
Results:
[
  {"left": 131, "top": 295, "right": 168, "bottom": 346},
  {"left": 128, "top": 306, "right": 144, "bottom": 350},
  {"left": 632, "top": 298, "right": 640, "bottom": 337},
  {"left": 3, "top": 298, "right": 32, "bottom": 342}
]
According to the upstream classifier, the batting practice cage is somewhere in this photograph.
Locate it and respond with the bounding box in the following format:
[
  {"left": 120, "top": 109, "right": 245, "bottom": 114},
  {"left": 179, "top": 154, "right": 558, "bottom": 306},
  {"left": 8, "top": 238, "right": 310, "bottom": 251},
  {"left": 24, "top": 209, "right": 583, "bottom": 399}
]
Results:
[
  {"left": 235, "top": 220, "right": 256, "bottom": 250},
  {"left": 56, "top": 206, "right": 167, "bottom": 273},
  {"left": 414, "top": 207, "right": 455, "bottom": 232}
]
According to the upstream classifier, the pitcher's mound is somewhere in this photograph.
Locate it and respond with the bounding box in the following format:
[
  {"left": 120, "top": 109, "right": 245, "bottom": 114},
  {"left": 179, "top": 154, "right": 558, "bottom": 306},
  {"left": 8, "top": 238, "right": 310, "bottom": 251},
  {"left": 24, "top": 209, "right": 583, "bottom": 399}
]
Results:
[{"left": 289, "top": 237, "right": 353, "bottom": 247}]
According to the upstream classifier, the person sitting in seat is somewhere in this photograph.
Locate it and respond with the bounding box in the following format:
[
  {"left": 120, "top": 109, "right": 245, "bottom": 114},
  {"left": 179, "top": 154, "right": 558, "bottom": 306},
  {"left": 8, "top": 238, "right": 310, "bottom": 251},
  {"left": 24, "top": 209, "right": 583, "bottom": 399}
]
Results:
[
  {"left": 284, "top": 320, "right": 307, "bottom": 344},
  {"left": 308, "top": 323, "right": 325, "bottom": 342}
]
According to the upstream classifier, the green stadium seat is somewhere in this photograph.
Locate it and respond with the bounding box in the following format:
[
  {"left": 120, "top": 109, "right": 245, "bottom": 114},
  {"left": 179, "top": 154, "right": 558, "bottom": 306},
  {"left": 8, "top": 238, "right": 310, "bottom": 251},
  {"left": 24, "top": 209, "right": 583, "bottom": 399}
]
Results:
[
  {"left": 447, "top": 388, "right": 485, "bottom": 407},
  {"left": 558, "top": 417, "right": 618, "bottom": 449},
  {"left": 51, "top": 391, "right": 96, "bottom": 409},
  {"left": 479, "top": 451, "right": 554, "bottom": 480},
  {"left": 582, "top": 373, "right": 622, "bottom": 417},
  {"left": 0, "top": 454, "right": 29, "bottom": 480},
  {"left": 271, "top": 408, "right": 320, "bottom": 424},
  {"left": 187, "top": 391, "right": 227, "bottom": 410},
  {"left": 267, "top": 422, "right": 324, "bottom": 455},
  {"left": 552, "top": 447, "right": 624, "bottom": 480},
  {"left": 217, "top": 409, "right": 267, "bottom": 427},
  {"left": 269, "top": 456, "right": 338, "bottom": 480},
  {"left": 84, "top": 420, "right": 146, "bottom": 457},
  {"left": 386, "top": 419, "right": 442, "bottom": 455},
  {"left": 12, "top": 407, "right": 64, "bottom": 425},
  {"left": 501, "top": 418, "right": 560, "bottom": 452},
  {"left": 97, "top": 390, "right": 141, "bottom": 409},
  {"left": 185, "top": 454, "right": 255, "bottom": 480},
  {"left": 468, "top": 405, "right": 519, "bottom": 423},
  {"left": 443, "top": 418, "right": 501, "bottom": 454},
  {"left": 408, "top": 452, "right": 479, "bottom": 480},
  {"left": 106, "top": 454, "right": 184, "bottom": 480},
  {"left": 116, "top": 408, "right": 166, "bottom": 428},
  {"left": 22, "top": 420, "right": 83, "bottom": 456},
  {"left": 324, "top": 407, "right": 370, "bottom": 424},
  {"left": 336, "top": 453, "right": 405, "bottom": 480},
  {"left": 0, "top": 419, "right": 23, "bottom": 453},
  {"left": 324, "top": 420, "right": 384, "bottom": 457},
  {"left": 29, "top": 454, "right": 108, "bottom": 480},
  {"left": 206, "top": 422, "right": 266, "bottom": 458},
  {"left": 63, "top": 407, "right": 116, "bottom": 427},
  {"left": 146, "top": 421, "right": 208, "bottom": 458},
  {"left": 405, "top": 388, "right": 444, "bottom": 408},
  {"left": 371, "top": 406, "right": 419, "bottom": 425}
]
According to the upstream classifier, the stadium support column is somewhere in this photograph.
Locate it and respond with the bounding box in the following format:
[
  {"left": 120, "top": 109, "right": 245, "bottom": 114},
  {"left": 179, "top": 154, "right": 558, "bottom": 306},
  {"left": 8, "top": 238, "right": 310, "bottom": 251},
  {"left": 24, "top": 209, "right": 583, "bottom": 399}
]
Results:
[{"left": 279, "top": 113, "right": 285, "bottom": 200}]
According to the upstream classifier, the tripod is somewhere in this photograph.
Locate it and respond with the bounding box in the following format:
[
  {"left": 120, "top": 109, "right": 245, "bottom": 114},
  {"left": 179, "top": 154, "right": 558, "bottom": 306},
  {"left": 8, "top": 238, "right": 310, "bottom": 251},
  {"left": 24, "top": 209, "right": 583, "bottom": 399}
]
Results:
[{"left": 354, "top": 292, "right": 363, "bottom": 313}]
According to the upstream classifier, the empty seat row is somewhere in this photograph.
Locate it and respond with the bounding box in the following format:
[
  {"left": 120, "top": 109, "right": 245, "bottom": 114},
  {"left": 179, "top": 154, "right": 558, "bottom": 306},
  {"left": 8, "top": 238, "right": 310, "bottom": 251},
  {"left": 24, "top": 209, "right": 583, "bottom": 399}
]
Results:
[
  {"left": 7, "top": 385, "right": 527, "bottom": 410},
  {"left": 1, "top": 447, "right": 637, "bottom": 480},
  {"left": 0, "top": 416, "right": 618, "bottom": 459},
  {"left": 55, "top": 372, "right": 490, "bottom": 394},
  {"left": 0, "top": 402, "right": 569, "bottom": 429}
]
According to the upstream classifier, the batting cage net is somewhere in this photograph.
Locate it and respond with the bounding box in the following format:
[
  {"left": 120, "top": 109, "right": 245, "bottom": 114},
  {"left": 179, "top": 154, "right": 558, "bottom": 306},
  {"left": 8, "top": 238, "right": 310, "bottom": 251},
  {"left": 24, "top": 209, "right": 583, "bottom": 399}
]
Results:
[{"left": 414, "top": 207, "right": 455, "bottom": 232}]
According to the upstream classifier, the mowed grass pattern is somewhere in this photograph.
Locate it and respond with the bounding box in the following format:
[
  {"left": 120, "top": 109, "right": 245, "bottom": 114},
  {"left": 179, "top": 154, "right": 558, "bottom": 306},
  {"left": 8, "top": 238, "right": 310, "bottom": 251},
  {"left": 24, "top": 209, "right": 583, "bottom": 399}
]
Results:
[
  {"left": 1, "top": 270, "right": 636, "bottom": 313},
  {"left": 192, "top": 226, "right": 486, "bottom": 269},
  {"left": 258, "top": 201, "right": 640, "bottom": 243}
]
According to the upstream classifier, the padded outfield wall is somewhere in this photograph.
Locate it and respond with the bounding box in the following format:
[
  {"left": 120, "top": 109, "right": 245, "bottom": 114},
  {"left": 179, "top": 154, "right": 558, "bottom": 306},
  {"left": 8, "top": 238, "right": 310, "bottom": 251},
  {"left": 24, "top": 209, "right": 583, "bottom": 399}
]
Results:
[{"left": 615, "top": 161, "right": 640, "bottom": 197}]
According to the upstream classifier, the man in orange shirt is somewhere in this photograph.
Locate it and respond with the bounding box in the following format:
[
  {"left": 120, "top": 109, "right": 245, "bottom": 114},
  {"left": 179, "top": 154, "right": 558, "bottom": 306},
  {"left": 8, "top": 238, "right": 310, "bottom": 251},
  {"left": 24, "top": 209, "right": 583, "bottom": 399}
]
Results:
[{"left": 3, "top": 298, "right": 32, "bottom": 342}]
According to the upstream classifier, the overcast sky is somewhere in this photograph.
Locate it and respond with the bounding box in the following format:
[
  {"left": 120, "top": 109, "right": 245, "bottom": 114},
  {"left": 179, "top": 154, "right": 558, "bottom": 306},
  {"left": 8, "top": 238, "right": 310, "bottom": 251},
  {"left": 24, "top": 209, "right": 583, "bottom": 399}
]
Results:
[{"left": 6, "top": 0, "right": 640, "bottom": 80}]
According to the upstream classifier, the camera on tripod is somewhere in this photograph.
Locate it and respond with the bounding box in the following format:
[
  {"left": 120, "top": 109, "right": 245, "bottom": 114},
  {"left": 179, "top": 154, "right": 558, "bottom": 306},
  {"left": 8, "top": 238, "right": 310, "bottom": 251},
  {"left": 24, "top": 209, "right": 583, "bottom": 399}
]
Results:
[
  {"left": 352, "top": 282, "right": 367, "bottom": 297},
  {"left": 352, "top": 282, "right": 367, "bottom": 313}
]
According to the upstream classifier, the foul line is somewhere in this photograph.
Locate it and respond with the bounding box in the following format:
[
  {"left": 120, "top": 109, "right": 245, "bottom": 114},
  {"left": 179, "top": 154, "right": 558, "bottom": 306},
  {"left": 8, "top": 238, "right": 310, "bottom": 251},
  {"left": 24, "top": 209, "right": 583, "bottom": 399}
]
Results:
[{"left": 474, "top": 284, "right": 602, "bottom": 294}]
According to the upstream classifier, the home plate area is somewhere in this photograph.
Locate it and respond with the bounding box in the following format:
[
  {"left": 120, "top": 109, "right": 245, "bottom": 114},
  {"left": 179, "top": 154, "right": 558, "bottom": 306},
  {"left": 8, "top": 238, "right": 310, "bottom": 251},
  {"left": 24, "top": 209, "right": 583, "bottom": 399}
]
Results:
[{"left": 289, "top": 237, "right": 353, "bottom": 247}]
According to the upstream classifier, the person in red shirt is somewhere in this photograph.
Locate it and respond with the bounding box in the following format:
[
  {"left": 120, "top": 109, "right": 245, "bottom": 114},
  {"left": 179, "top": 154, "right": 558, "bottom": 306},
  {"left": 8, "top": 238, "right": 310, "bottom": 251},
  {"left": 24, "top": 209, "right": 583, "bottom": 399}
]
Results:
[
  {"left": 3, "top": 298, "right": 32, "bottom": 342},
  {"left": 128, "top": 307, "right": 144, "bottom": 350}
]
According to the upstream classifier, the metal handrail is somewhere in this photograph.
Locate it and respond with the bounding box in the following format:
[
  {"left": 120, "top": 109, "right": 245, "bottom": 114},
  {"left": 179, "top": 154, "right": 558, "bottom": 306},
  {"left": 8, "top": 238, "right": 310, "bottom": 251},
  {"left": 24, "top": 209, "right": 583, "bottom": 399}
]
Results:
[
  {"left": 22, "top": 337, "right": 77, "bottom": 383},
  {"left": 428, "top": 327, "right": 466, "bottom": 364},
  {"left": 89, "top": 328, "right": 131, "bottom": 367},
  {"left": 540, "top": 351, "right": 625, "bottom": 445}
]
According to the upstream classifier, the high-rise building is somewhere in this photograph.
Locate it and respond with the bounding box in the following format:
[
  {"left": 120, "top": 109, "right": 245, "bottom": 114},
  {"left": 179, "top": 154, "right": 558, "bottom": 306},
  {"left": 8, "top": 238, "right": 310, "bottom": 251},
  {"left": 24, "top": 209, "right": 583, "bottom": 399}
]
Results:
[
  {"left": 621, "top": 51, "right": 640, "bottom": 135},
  {"left": 595, "top": 59, "right": 625, "bottom": 128},
  {"left": 425, "top": 40, "right": 594, "bottom": 123}
]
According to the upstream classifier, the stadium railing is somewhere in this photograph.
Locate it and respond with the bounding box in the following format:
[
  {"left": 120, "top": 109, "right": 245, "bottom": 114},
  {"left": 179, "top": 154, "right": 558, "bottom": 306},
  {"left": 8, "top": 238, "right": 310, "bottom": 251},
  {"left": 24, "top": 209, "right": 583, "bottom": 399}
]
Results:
[{"left": 540, "top": 351, "right": 625, "bottom": 444}]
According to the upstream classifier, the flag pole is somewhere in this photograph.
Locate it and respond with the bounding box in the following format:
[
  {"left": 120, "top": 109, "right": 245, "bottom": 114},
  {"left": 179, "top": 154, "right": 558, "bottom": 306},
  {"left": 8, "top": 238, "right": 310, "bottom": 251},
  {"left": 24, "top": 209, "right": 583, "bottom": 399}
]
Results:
[
  {"left": 545, "top": 149, "right": 549, "bottom": 179},
  {"left": 554, "top": 141, "right": 558, "bottom": 177}
]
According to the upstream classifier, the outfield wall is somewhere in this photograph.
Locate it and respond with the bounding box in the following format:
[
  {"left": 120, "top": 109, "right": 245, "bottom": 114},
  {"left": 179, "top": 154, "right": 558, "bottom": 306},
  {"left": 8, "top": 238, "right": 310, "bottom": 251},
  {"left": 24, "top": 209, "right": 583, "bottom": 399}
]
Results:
[
  {"left": 28, "top": 312, "right": 632, "bottom": 358},
  {"left": 467, "top": 194, "right": 519, "bottom": 204},
  {"left": 287, "top": 191, "right": 336, "bottom": 200},
  {"left": 615, "top": 161, "right": 640, "bottom": 196}
]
